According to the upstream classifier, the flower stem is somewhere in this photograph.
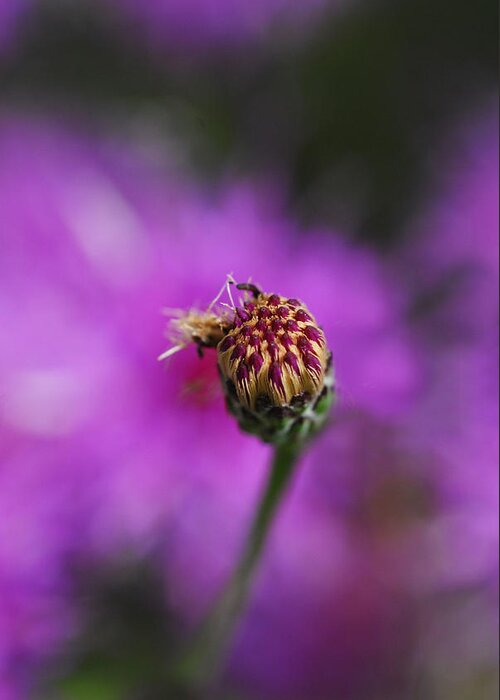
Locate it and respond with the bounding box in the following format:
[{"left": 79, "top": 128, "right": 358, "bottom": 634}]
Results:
[{"left": 172, "top": 438, "right": 303, "bottom": 693}]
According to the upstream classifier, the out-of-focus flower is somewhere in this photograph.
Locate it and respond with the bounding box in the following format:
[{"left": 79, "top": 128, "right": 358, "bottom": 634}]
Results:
[
  {"left": 103, "top": 0, "right": 339, "bottom": 52},
  {"left": 401, "top": 102, "right": 499, "bottom": 589},
  {"left": 393, "top": 102, "right": 499, "bottom": 696},
  {"left": 412, "top": 104, "right": 498, "bottom": 279},
  {"left": 0, "top": 0, "right": 28, "bottom": 53},
  {"left": 1, "top": 105, "right": 496, "bottom": 700},
  {"left": 0, "top": 115, "right": 421, "bottom": 698}
]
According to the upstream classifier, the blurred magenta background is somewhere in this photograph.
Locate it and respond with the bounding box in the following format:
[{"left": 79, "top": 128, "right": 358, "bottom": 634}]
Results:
[{"left": 0, "top": 1, "right": 498, "bottom": 698}]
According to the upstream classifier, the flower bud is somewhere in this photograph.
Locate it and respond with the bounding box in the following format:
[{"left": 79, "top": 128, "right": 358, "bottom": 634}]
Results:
[{"left": 218, "top": 289, "right": 335, "bottom": 443}]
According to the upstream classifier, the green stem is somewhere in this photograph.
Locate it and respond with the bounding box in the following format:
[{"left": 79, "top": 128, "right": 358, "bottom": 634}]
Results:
[{"left": 172, "top": 438, "right": 303, "bottom": 693}]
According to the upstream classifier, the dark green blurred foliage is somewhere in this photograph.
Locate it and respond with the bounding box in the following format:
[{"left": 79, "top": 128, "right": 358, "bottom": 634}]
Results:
[
  {"left": 35, "top": 557, "right": 251, "bottom": 700},
  {"left": 36, "top": 558, "right": 182, "bottom": 700},
  {"left": 0, "top": 0, "right": 496, "bottom": 245}
]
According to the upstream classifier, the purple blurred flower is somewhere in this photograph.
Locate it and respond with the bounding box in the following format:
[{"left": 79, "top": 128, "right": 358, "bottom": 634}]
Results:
[
  {"left": 412, "top": 103, "right": 498, "bottom": 278},
  {"left": 0, "top": 0, "right": 28, "bottom": 53},
  {"left": 4, "top": 104, "right": 496, "bottom": 698},
  {"left": 387, "top": 103, "right": 499, "bottom": 695},
  {"left": 0, "top": 115, "right": 421, "bottom": 697},
  {"left": 0, "top": 104, "right": 496, "bottom": 700},
  {"left": 105, "top": 0, "right": 339, "bottom": 51},
  {"left": 399, "top": 102, "right": 499, "bottom": 591}
]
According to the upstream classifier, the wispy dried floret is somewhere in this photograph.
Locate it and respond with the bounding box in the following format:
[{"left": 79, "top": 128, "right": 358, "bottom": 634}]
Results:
[
  {"left": 158, "top": 278, "right": 236, "bottom": 360},
  {"left": 158, "top": 309, "right": 231, "bottom": 360}
]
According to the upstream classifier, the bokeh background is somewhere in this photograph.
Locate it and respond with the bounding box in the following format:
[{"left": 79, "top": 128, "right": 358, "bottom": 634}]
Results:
[{"left": 0, "top": 1, "right": 498, "bottom": 699}]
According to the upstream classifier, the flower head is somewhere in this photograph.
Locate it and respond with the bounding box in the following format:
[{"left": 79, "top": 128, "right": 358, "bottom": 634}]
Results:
[
  {"left": 218, "top": 286, "right": 334, "bottom": 443},
  {"left": 218, "top": 287, "right": 330, "bottom": 409},
  {"left": 161, "top": 282, "right": 335, "bottom": 443}
]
